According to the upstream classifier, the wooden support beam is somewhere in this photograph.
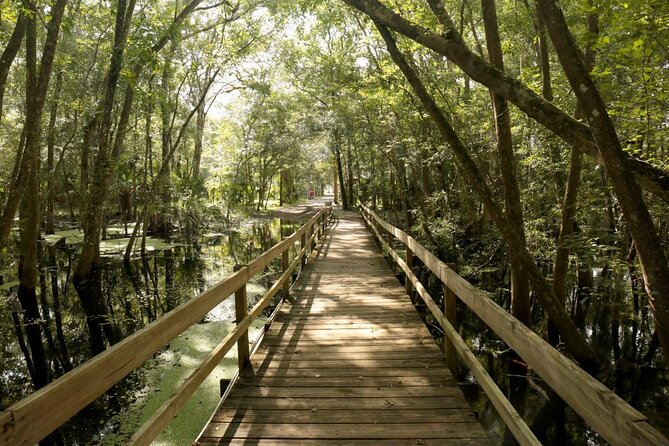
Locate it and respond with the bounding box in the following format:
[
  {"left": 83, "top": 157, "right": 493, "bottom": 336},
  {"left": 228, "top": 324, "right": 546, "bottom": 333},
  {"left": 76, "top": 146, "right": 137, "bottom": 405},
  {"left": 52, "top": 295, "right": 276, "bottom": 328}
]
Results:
[
  {"left": 443, "top": 279, "right": 457, "bottom": 374},
  {"left": 300, "top": 231, "right": 307, "bottom": 270},
  {"left": 282, "top": 243, "right": 290, "bottom": 300},
  {"left": 405, "top": 247, "right": 414, "bottom": 297},
  {"left": 233, "top": 264, "right": 251, "bottom": 372}
]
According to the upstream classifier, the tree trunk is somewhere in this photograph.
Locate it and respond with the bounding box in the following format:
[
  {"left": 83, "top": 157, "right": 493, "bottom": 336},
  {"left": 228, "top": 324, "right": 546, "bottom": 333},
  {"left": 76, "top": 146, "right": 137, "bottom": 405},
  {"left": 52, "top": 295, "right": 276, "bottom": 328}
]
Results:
[
  {"left": 0, "top": 125, "right": 27, "bottom": 248},
  {"left": 46, "top": 71, "right": 63, "bottom": 234},
  {"left": 537, "top": 0, "right": 669, "bottom": 364},
  {"left": 480, "top": 0, "right": 530, "bottom": 418},
  {"left": 333, "top": 157, "right": 339, "bottom": 204},
  {"left": 192, "top": 87, "right": 206, "bottom": 179},
  {"left": 18, "top": 0, "right": 49, "bottom": 393},
  {"left": 334, "top": 131, "right": 349, "bottom": 210},
  {"left": 549, "top": 4, "right": 598, "bottom": 345},
  {"left": 346, "top": 146, "right": 355, "bottom": 207}
]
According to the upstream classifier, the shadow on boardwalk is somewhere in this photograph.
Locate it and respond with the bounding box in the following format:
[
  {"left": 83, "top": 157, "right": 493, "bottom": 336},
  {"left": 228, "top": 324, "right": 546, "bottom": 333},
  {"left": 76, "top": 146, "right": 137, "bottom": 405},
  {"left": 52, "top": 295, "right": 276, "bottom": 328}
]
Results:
[{"left": 195, "top": 211, "right": 490, "bottom": 445}]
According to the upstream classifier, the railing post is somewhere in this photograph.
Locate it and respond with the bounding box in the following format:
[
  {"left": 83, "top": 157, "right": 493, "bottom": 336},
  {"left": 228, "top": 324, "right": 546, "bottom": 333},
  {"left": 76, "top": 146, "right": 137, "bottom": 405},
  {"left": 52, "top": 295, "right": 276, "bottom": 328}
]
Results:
[
  {"left": 443, "top": 263, "right": 458, "bottom": 375},
  {"left": 320, "top": 211, "right": 325, "bottom": 237},
  {"left": 282, "top": 242, "right": 290, "bottom": 299},
  {"left": 233, "top": 264, "right": 251, "bottom": 373},
  {"left": 300, "top": 231, "right": 307, "bottom": 270},
  {"left": 310, "top": 220, "right": 316, "bottom": 251},
  {"left": 405, "top": 247, "right": 414, "bottom": 296},
  {"left": 385, "top": 230, "right": 395, "bottom": 272}
]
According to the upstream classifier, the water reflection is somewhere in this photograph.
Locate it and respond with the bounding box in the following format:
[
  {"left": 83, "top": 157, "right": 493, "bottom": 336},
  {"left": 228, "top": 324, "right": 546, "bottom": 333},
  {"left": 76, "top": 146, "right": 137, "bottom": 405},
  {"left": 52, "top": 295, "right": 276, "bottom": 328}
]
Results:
[{"left": 0, "top": 216, "right": 301, "bottom": 444}]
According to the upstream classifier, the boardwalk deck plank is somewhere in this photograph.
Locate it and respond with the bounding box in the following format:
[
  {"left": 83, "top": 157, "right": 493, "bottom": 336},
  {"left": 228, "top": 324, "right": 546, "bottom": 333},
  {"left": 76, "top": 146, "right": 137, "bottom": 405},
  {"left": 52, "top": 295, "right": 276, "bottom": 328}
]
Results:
[{"left": 196, "top": 211, "right": 490, "bottom": 445}]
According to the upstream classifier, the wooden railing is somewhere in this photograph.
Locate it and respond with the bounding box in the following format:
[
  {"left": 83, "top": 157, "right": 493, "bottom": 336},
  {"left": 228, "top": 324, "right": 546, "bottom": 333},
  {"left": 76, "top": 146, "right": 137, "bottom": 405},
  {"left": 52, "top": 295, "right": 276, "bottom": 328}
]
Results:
[
  {"left": 0, "top": 207, "right": 332, "bottom": 446},
  {"left": 359, "top": 204, "right": 668, "bottom": 446}
]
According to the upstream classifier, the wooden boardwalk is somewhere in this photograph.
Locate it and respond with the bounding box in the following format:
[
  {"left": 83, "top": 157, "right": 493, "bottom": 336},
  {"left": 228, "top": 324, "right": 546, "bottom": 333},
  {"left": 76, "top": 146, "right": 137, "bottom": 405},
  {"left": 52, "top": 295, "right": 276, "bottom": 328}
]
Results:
[{"left": 196, "top": 212, "right": 490, "bottom": 445}]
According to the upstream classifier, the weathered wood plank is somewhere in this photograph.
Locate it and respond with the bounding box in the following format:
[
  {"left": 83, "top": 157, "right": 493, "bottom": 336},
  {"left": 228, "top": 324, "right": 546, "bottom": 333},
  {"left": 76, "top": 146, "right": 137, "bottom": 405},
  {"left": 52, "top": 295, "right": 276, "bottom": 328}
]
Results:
[
  {"left": 200, "top": 422, "right": 488, "bottom": 439},
  {"left": 196, "top": 439, "right": 490, "bottom": 446},
  {"left": 197, "top": 211, "right": 489, "bottom": 445},
  {"left": 254, "top": 346, "right": 444, "bottom": 359},
  {"left": 251, "top": 359, "right": 447, "bottom": 370},
  {"left": 241, "top": 367, "right": 452, "bottom": 378},
  {"left": 230, "top": 384, "right": 463, "bottom": 398},
  {"left": 221, "top": 396, "right": 471, "bottom": 410},
  {"left": 210, "top": 408, "right": 474, "bottom": 424},
  {"left": 235, "top": 375, "right": 456, "bottom": 387}
]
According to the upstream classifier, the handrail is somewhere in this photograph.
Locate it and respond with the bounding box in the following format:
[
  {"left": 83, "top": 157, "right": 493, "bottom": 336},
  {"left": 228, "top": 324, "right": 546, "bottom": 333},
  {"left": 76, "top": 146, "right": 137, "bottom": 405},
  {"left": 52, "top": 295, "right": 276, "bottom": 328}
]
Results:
[
  {"left": 0, "top": 207, "right": 331, "bottom": 446},
  {"left": 129, "top": 214, "right": 326, "bottom": 445},
  {"left": 359, "top": 204, "right": 668, "bottom": 446},
  {"left": 360, "top": 208, "right": 539, "bottom": 445}
]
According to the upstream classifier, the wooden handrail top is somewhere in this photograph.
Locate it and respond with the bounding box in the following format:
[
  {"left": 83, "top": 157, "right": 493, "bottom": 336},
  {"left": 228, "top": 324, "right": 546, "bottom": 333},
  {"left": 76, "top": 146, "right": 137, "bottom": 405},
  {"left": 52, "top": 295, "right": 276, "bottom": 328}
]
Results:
[
  {"left": 0, "top": 207, "right": 331, "bottom": 446},
  {"left": 360, "top": 204, "right": 668, "bottom": 446}
]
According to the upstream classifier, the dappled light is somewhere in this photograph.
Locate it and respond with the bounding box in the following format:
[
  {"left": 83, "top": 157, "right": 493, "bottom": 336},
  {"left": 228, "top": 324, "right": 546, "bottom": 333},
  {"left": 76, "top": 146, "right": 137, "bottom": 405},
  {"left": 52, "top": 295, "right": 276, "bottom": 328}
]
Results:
[{"left": 1, "top": 0, "right": 668, "bottom": 444}]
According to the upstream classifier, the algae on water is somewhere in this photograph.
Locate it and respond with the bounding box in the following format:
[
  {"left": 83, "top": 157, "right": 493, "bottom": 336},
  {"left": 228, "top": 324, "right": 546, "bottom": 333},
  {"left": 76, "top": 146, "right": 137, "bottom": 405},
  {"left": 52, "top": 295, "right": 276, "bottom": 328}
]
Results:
[{"left": 100, "top": 318, "right": 266, "bottom": 445}]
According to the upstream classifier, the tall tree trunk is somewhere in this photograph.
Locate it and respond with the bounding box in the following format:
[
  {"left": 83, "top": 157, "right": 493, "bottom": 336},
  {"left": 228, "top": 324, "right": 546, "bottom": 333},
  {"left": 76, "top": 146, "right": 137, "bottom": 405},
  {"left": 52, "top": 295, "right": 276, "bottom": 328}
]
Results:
[
  {"left": 193, "top": 99, "right": 205, "bottom": 179},
  {"left": 480, "top": 0, "right": 530, "bottom": 418},
  {"left": 46, "top": 71, "right": 63, "bottom": 234},
  {"left": 375, "top": 22, "right": 599, "bottom": 371},
  {"left": 192, "top": 68, "right": 209, "bottom": 180},
  {"left": 334, "top": 131, "right": 348, "bottom": 210},
  {"left": 550, "top": 3, "right": 598, "bottom": 346},
  {"left": 333, "top": 158, "right": 339, "bottom": 204},
  {"left": 480, "top": 0, "right": 530, "bottom": 326},
  {"left": 74, "top": 0, "right": 136, "bottom": 352},
  {"left": 158, "top": 43, "right": 175, "bottom": 238},
  {"left": 18, "top": 0, "right": 67, "bottom": 396},
  {"left": 346, "top": 146, "right": 355, "bottom": 207},
  {"left": 537, "top": 0, "right": 669, "bottom": 364}
]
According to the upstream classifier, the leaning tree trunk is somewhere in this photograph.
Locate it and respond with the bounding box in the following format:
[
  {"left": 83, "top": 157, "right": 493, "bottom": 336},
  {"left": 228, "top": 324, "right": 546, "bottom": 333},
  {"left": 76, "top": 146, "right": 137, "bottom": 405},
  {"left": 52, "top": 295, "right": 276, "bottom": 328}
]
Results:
[
  {"left": 550, "top": 2, "right": 598, "bottom": 346},
  {"left": 0, "top": 127, "right": 27, "bottom": 248},
  {"left": 537, "top": 0, "right": 669, "bottom": 365},
  {"left": 480, "top": 0, "right": 530, "bottom": 418}
]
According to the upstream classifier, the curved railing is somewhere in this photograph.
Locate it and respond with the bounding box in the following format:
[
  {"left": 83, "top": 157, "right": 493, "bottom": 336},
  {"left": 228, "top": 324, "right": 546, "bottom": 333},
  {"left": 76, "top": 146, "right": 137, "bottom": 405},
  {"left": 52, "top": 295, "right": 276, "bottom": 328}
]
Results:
[
  {"left": 0, "top": 207, "right": 332, "bottom": 446},
  {"left": 360, "top": 204, "right": 667, "bottom": 446}
]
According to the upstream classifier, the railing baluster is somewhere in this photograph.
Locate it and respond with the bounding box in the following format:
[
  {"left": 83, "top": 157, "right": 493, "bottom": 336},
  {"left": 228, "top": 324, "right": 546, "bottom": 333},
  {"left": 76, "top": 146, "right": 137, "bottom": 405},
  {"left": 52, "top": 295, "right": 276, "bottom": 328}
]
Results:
[
  {"left": 443, "top": 272, "right": 457, "bottom": 374},
  {"left": 300, "top": 231, "right": 307, "bottom": 270},
  {"left": 282, "top": 243, "right": 290, "bottom": 300},
  {"left": 233, "top": 264, "right": 251, "bottom": 372},
  {"left": 405, "top": 247, "right": 414, "bottom": 297}
]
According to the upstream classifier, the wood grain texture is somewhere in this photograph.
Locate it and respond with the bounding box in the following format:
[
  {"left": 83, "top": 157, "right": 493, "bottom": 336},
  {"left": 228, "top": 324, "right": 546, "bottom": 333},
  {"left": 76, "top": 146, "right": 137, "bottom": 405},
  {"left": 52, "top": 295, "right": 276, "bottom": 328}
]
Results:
[{"left": 196, "top": 212, "right": 490, "bottom": 445}]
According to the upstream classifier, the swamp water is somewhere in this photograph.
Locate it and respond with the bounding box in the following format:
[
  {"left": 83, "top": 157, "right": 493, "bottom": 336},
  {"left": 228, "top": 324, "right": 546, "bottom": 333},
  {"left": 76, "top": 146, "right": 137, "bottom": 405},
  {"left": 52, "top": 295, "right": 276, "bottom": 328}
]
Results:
[{"left": 0, "top": 217, "right": 302, "bottom": 445}]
